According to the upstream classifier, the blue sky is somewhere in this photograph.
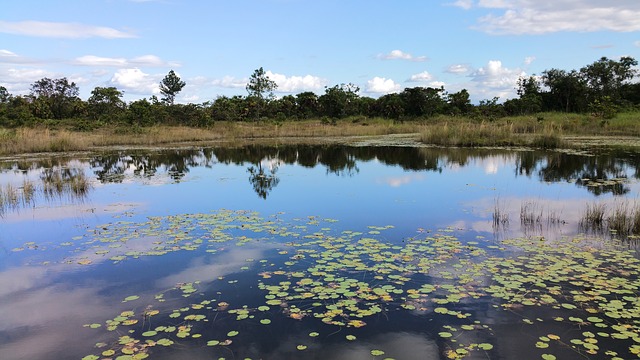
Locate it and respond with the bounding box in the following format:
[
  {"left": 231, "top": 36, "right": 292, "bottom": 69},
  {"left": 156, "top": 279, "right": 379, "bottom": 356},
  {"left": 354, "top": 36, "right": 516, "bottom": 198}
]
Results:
[{"left": 1, "top": 0, "right": 638, "bottom": 103}]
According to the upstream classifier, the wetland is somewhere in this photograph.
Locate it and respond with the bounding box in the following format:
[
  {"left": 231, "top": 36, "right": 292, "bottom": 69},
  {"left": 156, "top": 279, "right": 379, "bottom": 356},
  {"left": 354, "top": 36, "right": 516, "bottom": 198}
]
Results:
[{"left": 1, "top": 142, "right": 640, "bottom": 360}]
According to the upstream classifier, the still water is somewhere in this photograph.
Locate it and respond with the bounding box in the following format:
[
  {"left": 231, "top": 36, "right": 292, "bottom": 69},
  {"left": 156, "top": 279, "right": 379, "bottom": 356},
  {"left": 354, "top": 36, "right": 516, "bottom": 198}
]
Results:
[{"left": 1, "top": 144, "right": 639, "bottom": 360}]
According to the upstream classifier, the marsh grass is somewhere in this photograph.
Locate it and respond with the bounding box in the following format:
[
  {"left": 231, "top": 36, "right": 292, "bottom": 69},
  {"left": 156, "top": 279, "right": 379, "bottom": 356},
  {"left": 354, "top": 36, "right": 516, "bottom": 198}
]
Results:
[
  {"left": 492, "top": 198, "right": 510, "bottom": 230},
  {"left": 1, "top": 169, "right": 92, "bottom": 217},
  {"left": 1, "top": 111, "right": 639, "bottom": 156},
  {"left": 580, "top": 203, "right": 606, "bottom": 232},
  {"left": 69, "top": 171, "right": 91, "bottom": 196},
  {"left": 580, "top": 200, "right": 640, "bottom": 237},
  {"left": 21, "top": 179, "right": 35, "bottom": 206},
  {"left": 520, "top": 200, "right": 544, "bottom": 227},
  {"left": 420, "top": 122, "right": 519, "bottom": 147},
  {"left": 0, "top": 120, "right": 428, "bottom": 156}
]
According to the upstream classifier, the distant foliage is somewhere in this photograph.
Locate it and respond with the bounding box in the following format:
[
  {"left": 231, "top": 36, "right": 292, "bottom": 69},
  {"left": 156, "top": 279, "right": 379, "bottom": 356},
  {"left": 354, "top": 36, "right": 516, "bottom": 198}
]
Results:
[{"left": 0, "top": 57, "right": 638, "bottom": 128}]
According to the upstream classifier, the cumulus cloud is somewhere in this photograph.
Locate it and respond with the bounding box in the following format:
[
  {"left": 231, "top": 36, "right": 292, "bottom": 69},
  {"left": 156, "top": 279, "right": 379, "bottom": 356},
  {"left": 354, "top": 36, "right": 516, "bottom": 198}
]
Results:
[
  {"left": 452, "top": 0, "right": 473, "bottom": 10},
  {"left": 366, "top": 77, "right": 401, "bottom": 94},
  {"left": 454, "top": 1, "right": 640, "bottom": 34},
  {"left": 265, "top": 71, "right": 327, "bottom": 93},
  {"left": 524, "top": 56, "right": 536, "bottom": 65},
  {"left": 0, "top": 20, "right": 136, "bottom": 39},
  {"left": 0, "top": 68, "right": 54, "bottom": 94},
  {"left": 468, "top": 60, "right": 525, "bottom": 99},
  {"left": 377, "top": 50, "right": 427, "bottom": 62},
  {"left": 110, "top": 68, "right": 160, "bottom": 95},
  {"left": 446, "top": 64, "right": 471, "bottom": 74},
  {"left": 73, "top": 54, "right": 177, "bottom": 67},
  {"left": 407, "top": 71, "right": 434, "bottom": 82},
  {"left": 211, "top": 76, "right": 247, "bottom": 89}
]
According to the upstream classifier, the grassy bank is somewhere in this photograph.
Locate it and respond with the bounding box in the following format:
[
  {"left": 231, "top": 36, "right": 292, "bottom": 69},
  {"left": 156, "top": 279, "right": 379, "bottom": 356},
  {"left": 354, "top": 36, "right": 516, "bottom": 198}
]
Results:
[
  {"left": 0, "top": 119, "right": 424, "bottom": 155},
  {"left": 1, "top": 112, "right": 640, "bottom": 156}
]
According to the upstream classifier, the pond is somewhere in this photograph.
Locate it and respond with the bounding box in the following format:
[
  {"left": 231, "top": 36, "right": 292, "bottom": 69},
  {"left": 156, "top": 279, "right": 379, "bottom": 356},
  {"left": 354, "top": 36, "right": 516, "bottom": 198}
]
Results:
[{"left": 1, "top": 143, "right": 640, "bottom": 360}]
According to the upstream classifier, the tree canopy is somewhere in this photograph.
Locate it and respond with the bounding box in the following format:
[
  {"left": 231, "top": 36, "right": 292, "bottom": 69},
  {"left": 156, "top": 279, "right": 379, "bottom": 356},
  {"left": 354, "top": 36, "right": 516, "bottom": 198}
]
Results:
[
  {"left": 159, "top": 70, "right": 186, "bottom": 105},
  {"left": 0, "top": 56, "right": 638, "bottom": 128}
]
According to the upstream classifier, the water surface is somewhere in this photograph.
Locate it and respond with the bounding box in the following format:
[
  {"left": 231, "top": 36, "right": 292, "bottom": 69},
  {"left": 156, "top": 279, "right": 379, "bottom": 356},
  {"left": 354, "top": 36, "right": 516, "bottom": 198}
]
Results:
[{"left": 1, "top": 145, "right": 639, "bottom": 360}]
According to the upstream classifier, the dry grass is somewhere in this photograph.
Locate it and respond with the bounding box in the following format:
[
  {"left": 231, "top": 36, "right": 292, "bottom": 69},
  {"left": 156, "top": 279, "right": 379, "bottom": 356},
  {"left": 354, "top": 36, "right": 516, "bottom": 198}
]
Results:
[
  {"left": 1, "top": 111, "right": 639, "bottom": 156},
  {"left": 0, "top": 120, "right": 429, "bottom": 156}
]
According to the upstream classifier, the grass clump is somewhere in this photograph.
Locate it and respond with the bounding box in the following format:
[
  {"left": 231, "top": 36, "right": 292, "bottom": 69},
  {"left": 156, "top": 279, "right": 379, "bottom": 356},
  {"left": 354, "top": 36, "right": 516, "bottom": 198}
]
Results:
[
  {"left": 580, "top": 200, "right": 640, "bottom": 237},
  {"left": 530, "top": 133, "right": 565, "bottom": 149},
  {"left": 420, "top": 122, "right": 519, "bottom": 147}
]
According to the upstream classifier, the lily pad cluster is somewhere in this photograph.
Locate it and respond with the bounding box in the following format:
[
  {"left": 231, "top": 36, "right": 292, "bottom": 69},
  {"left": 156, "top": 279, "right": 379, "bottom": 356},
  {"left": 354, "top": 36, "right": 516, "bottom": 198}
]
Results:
[{"left": 75, "top": 210, "right": 640, "bottom": 360}]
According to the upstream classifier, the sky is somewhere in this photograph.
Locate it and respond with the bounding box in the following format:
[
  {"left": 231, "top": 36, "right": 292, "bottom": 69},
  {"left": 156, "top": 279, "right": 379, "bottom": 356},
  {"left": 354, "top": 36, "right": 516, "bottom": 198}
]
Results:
[{"left": 1, "top": 0, "right": 639, "bottom": 104}]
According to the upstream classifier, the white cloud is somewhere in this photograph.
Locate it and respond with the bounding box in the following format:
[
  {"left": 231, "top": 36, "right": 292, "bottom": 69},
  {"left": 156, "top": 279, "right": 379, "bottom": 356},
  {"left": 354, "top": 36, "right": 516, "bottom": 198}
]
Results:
[
  {"left": 0, "top": 20, "right": 136, "bottom": 39},
  {"left": 377, "top": 174, "right": 426, "bottom": 187},
  {"left": 0, "top": 49, "right": 17, "bottom": 57},
  {"left": 73, "top": 54, "right": 177, "bottom": 67},
  {"left": 524, "top": 56, "right": 536, "bottom": 65},
  {"left": 211, "top": 76, "right": 247, "bottom": 89},
  {"left": 0, "top": 49, "right": 41, "bottom": 65},
  {"left": 468, "top": 60, "right": 525, "bottom": 99},
  {"left": 265, "top": 71, "right": 327, "bottom": 93},
  {"left": 446, "top": 64, "right": 471, "bottom": 74},
  {"left": 366, "top": 77, "right": 401, "bottom": 94},
  {"left": 110, "top": 68, "right": 160, "bottom": 95},
  {"left": 0, "top": 68, "right": 54, "bottom": 94},
  {"left": 451, "top": 0, "right": 473, "bottom": 10},
  {"left": 407, "top": 71, "right": 434, "bottom": 82},
  {"left": 468, "top": 1, "right": 640, "bottom": 34},
  {"left": 377, "top": 50, "right": 427, "bottom": 62},
  {"left": 636, "top": 41, "right": 640, "bottom": 47}
]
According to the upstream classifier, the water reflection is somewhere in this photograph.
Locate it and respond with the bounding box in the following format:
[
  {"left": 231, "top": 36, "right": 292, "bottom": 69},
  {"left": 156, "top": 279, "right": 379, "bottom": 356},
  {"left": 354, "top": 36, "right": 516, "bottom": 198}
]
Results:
[
  {"left": 93, "top": 146, "right": 640, "bottom": 198},
  {"left": 2, "top": 144, "right": 639, "bottom": 207}
]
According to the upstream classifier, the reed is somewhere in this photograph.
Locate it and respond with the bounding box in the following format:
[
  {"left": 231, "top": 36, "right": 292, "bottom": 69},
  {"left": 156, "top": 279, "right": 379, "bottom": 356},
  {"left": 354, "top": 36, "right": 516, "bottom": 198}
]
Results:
[
  {"left": 579, "top": 200, "right": 640, "bottom": 237},
  {"left": 492, "top": 198, "right": 509, "bottom": 228},
  {"left": 21, "top": 179, "right": 35, "bottom": 206}
]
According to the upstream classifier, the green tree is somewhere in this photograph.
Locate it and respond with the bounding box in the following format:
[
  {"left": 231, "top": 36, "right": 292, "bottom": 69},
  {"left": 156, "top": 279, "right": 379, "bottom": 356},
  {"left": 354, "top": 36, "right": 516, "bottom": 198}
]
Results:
[
  {"left": 399, "top": 87, "right": 445, "bottom": 118},
  {"left": 245, "top": 67, "right": 278, "bottom": 120},
  {"left": 541, "top": 69, "right": 588, "bottom": 113},
  {"left": 159, "top": 70, "right": 186, "bottom": 105},
  {"left": 446, "top": 89, "right": 472, "bottom": 115},
  {"left": 295, "top": 91, "right": 319, "bottom": 119},
  {"left": 30, "top": 77, "right": 80, "bottom": 119},
  {"left": 246, "top": 67, "right": 278, "bottom": 100},
  {"left": 374, "top": 93, "right": 404, "bottom": 120},
  {"left": 505, "top": 76, "right": 542, "bottom": 115},
  {"left": 580, "top": 56, "right": 637, "bottom": 103},
  {"left": 318, "top": 83, "right": 360, "bottom": 118},
  {"left": 127, "top": 98, "right": 154, "bottom": 126},
  {"left": 87, "top": 86, "right": 126, "bottom": 121}
]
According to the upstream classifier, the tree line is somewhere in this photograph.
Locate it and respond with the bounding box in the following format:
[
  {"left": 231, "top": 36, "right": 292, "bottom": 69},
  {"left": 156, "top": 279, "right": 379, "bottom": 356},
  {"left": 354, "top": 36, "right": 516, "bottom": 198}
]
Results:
[{"left": 0, "top": 57, "right": 638, "bottom": 129}]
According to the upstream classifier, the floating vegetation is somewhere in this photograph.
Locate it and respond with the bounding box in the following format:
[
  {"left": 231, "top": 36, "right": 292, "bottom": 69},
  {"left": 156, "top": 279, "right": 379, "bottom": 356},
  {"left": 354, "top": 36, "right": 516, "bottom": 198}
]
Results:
[{"left": 29, "top": 209, "right": 637, "bottom": 359}]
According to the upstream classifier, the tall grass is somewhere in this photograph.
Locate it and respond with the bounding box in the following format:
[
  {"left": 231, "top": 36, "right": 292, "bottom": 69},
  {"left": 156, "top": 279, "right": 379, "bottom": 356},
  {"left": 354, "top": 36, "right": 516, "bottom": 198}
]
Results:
[
  {"left": 580, "top": 200, "right": 640, "bottom": 237},
  {"left": 1, "top": 111, "right": 639, "bottom": 156}
]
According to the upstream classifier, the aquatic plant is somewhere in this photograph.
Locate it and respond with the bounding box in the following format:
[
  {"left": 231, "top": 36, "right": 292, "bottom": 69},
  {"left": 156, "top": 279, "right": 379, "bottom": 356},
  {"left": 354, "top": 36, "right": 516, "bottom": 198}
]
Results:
[{"left": 66, "top": 209, "right": 640, "bottom": 360}]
